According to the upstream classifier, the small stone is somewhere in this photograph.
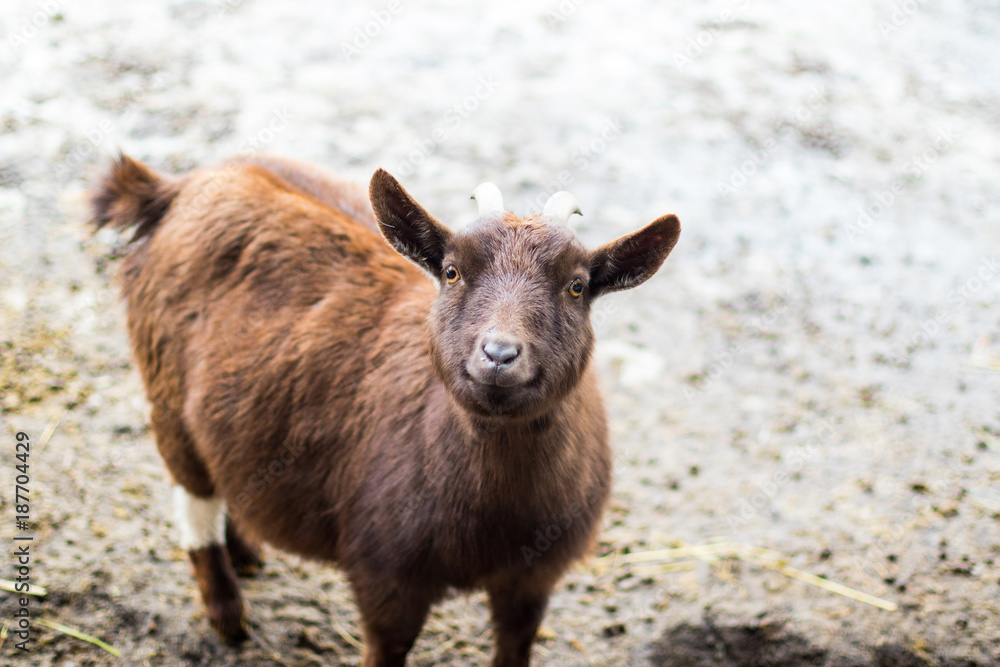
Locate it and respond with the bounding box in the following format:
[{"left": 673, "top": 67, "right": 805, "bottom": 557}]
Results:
[{"left": 602, "top": 623, "right": 626, "bottom": 638}]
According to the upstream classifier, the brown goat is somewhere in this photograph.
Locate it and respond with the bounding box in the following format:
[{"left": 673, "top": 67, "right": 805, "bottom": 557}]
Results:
[{"left": 91, "top": 153, "right": 680, "bottom": 667}]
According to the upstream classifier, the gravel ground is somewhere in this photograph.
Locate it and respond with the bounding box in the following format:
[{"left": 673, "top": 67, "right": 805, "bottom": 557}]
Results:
[{"left": 1, "top": 0, "right": 999, "bottom": 665}]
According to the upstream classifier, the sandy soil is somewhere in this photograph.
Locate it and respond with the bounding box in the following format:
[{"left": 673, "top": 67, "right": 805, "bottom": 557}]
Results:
[{"left": 1, "top": 0, "right": 999, "bottom": 664}]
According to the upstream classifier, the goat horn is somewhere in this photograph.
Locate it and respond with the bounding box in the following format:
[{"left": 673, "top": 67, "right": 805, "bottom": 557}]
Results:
[
  {"left": 471, "top": 183, "right": 504, "bottom": 216},
  {"left": 542, "top": 191, "right": 582, "bottom": 225}
]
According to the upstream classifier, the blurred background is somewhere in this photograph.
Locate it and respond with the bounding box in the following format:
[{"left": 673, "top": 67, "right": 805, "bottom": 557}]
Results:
[{"left": 1, "top": 0, "right": 998, "bottom": 664}]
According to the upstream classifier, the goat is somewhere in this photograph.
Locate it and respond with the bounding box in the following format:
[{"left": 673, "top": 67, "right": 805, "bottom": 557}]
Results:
[{"left": 90, "top": 152, "right": 681, "bottom": 667}]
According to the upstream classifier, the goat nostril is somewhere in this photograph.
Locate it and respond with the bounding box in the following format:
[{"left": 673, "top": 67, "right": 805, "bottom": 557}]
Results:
[{"left": 483, "top": 340, "right": 520, "bottom": 366}]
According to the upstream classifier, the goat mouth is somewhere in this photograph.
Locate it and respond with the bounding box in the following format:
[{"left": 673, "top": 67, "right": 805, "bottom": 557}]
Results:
[
  {"left": 475, "top": 374, "right": 524, "bottom": 388},
  {"left": 457, "top": 368, "right": 541, "bottom": 417},
  {"left": 465, "top": 366, "right": 535, "bottom": 389},
  {"left": 468, "top": 390, "right": 531, "bottom": 419}
]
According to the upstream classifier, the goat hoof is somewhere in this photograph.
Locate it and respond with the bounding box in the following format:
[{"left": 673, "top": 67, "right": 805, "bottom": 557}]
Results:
[{"left": 208, "top": 599, "right": 249, "bottom": 644}]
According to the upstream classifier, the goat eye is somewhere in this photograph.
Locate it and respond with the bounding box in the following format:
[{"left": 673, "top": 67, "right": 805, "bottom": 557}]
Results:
[
  {"left": 444, "top": 265, "right": 460, "bottom": 283},
  {"left": 568, "top": 279, "right": 584, "bottom": 297}
]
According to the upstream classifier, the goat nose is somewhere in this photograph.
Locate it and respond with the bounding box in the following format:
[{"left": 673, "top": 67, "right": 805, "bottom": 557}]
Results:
[{"left": 483, "top": 338, "right": 520, "bottom": 366}]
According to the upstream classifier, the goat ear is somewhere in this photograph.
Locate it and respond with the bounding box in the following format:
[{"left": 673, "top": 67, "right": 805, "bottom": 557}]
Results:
[
  {"left": 370, "top": 168, "right": 452, "bottom": 277},
  {"left": 589, "top": 214, "right": 680, "bottom": 296}
]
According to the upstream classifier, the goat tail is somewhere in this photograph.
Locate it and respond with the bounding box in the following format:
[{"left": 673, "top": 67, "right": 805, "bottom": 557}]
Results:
[{"left": 90, "top": 153, "right": 182, "bottom": 243}]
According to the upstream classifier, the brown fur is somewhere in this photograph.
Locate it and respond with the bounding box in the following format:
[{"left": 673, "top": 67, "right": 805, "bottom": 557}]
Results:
[
  {"left": 189, "top": 545, "right": 247, "bottom": 643},
  {"left": 91, "top": 153, "right": 680, "bottom": 667},
  {"left": 225, "top": 517, "right": 264, "bottom": 576}
]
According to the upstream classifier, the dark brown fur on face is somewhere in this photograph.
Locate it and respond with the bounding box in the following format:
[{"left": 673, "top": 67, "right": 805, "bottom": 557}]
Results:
[{"left": 91, "top": 153, "right": 680, "bottom": 667}]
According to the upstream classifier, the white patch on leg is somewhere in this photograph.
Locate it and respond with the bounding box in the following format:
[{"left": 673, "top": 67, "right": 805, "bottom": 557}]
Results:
[{"left": 173, "top": 486, "right": 226, "bottom": 550}]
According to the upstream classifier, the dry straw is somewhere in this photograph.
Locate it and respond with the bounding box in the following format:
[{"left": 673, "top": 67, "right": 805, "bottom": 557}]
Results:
[
  {"left": 36, "top": 618, "right": 122, "bottom": 658},
  {"left": 592, "top": 540, "right": 898, "bottom": 612}
]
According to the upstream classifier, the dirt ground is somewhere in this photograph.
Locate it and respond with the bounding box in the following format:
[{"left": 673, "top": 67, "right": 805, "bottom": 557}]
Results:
[{"left": 1, "top": 0, "right": 999, "bottom": 665}]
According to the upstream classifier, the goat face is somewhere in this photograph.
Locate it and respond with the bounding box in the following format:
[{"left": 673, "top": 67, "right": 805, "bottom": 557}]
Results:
[
  {"left": 434, "top": 215, "right": 595, "bottom": 419},
  {"left": 369, "top": 169, "right": 681, "bottom": 421}
]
